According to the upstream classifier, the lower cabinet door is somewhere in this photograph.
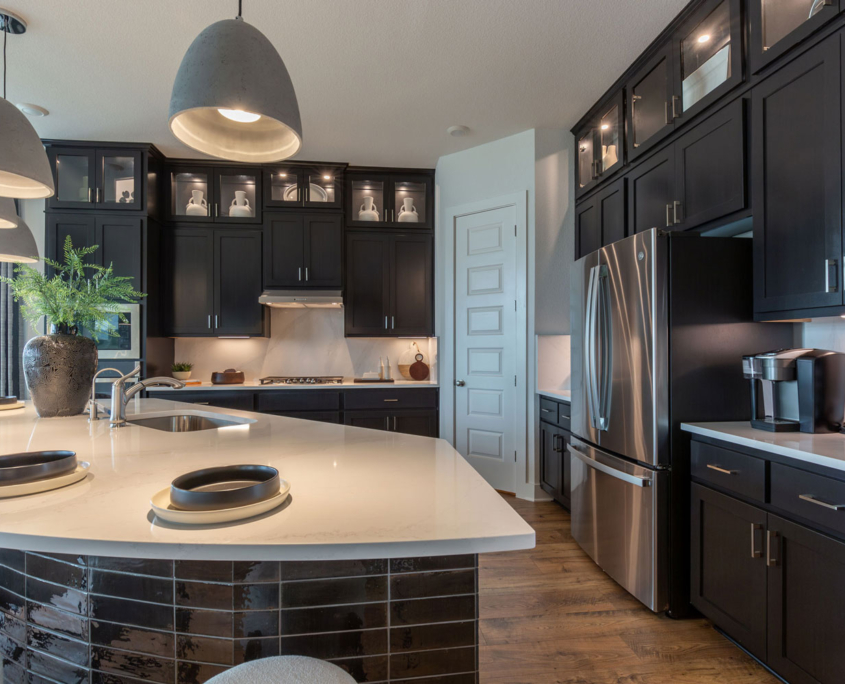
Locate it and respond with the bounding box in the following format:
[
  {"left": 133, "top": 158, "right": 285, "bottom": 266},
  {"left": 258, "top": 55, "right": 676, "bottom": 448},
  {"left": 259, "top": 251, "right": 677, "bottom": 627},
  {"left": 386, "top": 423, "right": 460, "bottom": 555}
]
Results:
[
  {"left": 767, "top": 514, "right": 845, "bottom": 684},
  {"left": 628, "top": 146, "right": 675, "bottom": 235},
  {"left": 539, "top": 422, "right": 571, "bottom": 509},
  {"left": 344, "top": 411, "right": 391, "bottom": 432},
  {"left": 344, "top": 410, "right": 438, "bottom": 437},
  {"left": 690, "top": 484, "right": 768, "bottom": 661},
  {"left": 268, "top": 411, "right": 341, "bottom": 424},
  {"left": 164, "top": 391, "right": 256, "bottom": 411}
]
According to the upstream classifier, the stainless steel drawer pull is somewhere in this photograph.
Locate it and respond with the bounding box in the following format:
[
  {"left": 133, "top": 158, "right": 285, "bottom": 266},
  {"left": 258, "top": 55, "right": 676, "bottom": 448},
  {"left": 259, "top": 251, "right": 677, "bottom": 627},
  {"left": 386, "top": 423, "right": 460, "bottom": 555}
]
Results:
[
  {"left": 665, "top": 101, "right": 672, "bottom": 125},
  {"left": 541, "top": 408, "right": 553, "bottom": 413},
  {"left": 825, "top": 259, "right": 839, "bottom": 293},
  {"left": 665, "top": 204, "right": 673, "bottom": 227},
  {"left": 383, "top": 399, "right": 399, "bottom": 402},
  {"left": 750, "top": 523, "right": 763, "bottom": 559},
  {"left": 706, "top": 464, "right": 735, "bottom": 475},
  {"left": 799, "top": 494, "right": 845, "bottom": 510},
  {"left": 567, "top": 445, "right": 651, "bottom": 488},
  {"left": 766, "top": 530, "right": 779, "bottom": 567}
]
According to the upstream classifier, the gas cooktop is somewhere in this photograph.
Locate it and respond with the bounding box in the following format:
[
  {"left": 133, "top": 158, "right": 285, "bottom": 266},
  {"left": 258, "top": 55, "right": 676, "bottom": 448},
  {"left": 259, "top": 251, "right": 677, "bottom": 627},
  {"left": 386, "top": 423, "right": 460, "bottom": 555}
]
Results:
[{"left": 259, "top": 376, "right": 344, "bottom": 386}]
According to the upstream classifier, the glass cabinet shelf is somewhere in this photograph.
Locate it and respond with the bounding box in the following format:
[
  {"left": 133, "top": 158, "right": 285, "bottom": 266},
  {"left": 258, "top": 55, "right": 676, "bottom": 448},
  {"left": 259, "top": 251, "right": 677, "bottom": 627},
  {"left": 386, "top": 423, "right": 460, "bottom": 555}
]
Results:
[
  {"left": 350, "top": 177, "right": 387, "bottom": 223},
  {"left": 265, "top": 165, "right": 343, "bottom": 209},
  {"left": 171, "top": 170, "right": 211, "bottom": 220},
  {"left": 217, "top": 170, "right": 258, "bottom": 220}
]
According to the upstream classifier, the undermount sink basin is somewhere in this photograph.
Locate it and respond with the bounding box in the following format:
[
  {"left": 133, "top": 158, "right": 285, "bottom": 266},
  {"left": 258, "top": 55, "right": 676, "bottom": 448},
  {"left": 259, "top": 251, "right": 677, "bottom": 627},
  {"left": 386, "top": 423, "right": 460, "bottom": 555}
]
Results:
[{"left": 128, "top": 414, "right": 246, "bottom": 432}]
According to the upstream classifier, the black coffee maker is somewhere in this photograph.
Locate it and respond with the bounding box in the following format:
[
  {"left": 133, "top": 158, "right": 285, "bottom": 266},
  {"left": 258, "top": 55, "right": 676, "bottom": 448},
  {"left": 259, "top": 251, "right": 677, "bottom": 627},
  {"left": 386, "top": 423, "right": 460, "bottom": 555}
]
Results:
[{"left": 744, "top": 348, "right": 845, "bottom": 434}]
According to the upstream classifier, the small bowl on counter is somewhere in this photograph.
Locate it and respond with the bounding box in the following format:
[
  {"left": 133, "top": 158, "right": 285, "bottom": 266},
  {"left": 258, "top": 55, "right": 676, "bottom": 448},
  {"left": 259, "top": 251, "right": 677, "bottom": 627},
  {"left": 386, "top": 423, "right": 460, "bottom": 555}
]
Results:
[{"left": 170, "top": 464, "right": 280, "bottom": 511}]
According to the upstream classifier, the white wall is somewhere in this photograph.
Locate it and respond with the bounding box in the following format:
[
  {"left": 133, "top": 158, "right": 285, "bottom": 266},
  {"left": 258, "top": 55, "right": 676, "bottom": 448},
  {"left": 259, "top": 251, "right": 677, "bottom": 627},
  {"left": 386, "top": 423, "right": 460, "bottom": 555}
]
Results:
[{"left": 799, "top": 319, "right": 845, "bottom": 352}]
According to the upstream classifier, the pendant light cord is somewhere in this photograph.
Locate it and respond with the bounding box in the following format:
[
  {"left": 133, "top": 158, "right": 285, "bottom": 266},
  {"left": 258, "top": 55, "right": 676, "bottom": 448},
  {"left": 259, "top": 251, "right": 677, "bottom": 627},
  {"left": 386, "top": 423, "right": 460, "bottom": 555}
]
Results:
[
  {"left": 238, "top": 0, "right": 242, "bottom": 18},
  {"left": 3, "top": 20, "right": 7, "bottom": 100}
]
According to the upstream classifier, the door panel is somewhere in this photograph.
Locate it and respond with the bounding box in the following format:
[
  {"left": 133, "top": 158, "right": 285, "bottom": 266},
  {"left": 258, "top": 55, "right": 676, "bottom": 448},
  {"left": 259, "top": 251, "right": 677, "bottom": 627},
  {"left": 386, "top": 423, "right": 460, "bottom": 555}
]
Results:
[
  {"left": 390, "top": 234, "right": 433, "bottom": 335},
  {"left": 46, "top": 214, "right": 96, "bottom": 277},
  {"left": 215, "top": 230, "right": 264, "bottom": 336},
  {"left": 675, "top": 98, "right": 746, "bottom": 230},
  {"left": 753, "top": 37, "right": 842, "bottom": 313},
  {"left": 96, "top": 217, "right": 143, "bottom": 287},
  {"left": 690, "top": 484, "right": 767, "bottom": 661},
  {"left": 264, "top": 214, "right": 304, "bottom": 287},
  {"left": 598, "top": 178, "right": 626, "bottom": 247},
  {"left": 97, "top": 149, "right": 143, "bottom": 211},
  {"left": 304, "top": 214, "right": 342, "bottom": 287},
  {"left": 168, "top": 228, "right": 214, "bottom": 336},
  {"left": 393, "top": 410, "right": 439, "bottom": 437},
  {"left": 599, "top": 230, "right": 668, "bottom": 467},
  {"left": 345, "top": 233, "right": 390, "bottom": 336},
  {"left": 628, "top": 148, "right": 675, "bottom": 235},
  {"left": 575, "top": 197, "right": 600, "bottom": 260},
  {"left": 767, "top": 514, "right": 845, "bottom": 684},
  {"left": 454, "top": 205, "right": 518, "bottom": 492},
  {"left": 47, "top": 147, "right": 96, "bottom": 210},
  {"left": 627, "top": 43, "right": 675, "bottom": 159}
]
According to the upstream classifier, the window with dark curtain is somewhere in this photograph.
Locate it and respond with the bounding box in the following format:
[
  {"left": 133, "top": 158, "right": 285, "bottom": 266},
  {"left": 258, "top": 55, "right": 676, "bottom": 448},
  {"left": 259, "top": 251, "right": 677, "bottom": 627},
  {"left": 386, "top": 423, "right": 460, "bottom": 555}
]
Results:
[{"left": 0, "top": 261, "right": 25, "bottom": 398}]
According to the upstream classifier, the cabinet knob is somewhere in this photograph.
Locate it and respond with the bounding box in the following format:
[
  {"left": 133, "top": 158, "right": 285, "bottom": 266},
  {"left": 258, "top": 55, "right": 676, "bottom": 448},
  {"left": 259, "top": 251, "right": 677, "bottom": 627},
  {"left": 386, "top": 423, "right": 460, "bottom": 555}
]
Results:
[{"left": 455, "top": 380, "right": 466, "bottom": 387}]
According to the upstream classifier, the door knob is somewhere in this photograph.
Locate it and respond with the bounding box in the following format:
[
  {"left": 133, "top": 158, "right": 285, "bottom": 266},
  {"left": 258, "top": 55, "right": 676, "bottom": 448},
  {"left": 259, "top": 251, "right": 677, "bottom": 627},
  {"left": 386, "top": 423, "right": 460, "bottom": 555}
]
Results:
[{"left": 455, "top": 380, "right": 466, "bottom": 387}]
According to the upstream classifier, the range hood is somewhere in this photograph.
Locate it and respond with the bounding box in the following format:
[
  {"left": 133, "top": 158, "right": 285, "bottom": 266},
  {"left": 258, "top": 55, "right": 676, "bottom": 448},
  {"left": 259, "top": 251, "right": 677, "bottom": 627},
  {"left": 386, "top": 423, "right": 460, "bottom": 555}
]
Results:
[{"left": 258, "top": 290, "right": 344, "bottom": 309}]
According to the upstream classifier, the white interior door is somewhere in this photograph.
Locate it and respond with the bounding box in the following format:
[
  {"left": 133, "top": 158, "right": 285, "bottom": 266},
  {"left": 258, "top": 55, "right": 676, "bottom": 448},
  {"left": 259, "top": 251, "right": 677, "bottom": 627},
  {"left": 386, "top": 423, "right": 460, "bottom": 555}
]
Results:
[{"left": 454, "top": 205, "right": 518, "bottom": 492}]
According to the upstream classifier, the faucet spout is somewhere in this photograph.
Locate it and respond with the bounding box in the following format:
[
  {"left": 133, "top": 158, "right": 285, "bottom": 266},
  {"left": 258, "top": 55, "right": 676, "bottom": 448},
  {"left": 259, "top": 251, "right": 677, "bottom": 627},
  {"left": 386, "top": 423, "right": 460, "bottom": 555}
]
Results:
[
  {"left": 125, "top": 377, "right": 186, "bottom": 401},
  {"left": 109, "top": 372, "right": 185, "bottom": 428}
]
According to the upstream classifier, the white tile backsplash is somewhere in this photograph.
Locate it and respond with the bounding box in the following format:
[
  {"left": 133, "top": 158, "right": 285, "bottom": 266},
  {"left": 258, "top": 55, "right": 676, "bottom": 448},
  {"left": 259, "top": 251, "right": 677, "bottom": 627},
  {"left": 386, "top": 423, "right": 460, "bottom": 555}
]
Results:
[
  {"left": 536, "top": 334, "right": 571, "bottom": 392},
  {"left": 174, "top": 308, "right": 437, "bottom": 383},
  {"left": 798, "top": 318, "right": 845, "bottom": 353}
]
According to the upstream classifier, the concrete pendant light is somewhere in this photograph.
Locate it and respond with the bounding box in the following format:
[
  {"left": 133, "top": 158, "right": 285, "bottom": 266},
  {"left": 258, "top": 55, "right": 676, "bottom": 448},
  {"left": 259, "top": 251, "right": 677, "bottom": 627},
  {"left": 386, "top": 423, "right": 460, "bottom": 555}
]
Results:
[
  {"left": 0, "top": 10, "right": 55, "bottom": 199},
  {"left": 0, "top": 216, "right": 38, "bottom": 263},
  {"left": 168, "top": 1, "right": 302, "bottom": 163},
  {"left": 0, "top": 197, "right": 19, "bottom": 228}
]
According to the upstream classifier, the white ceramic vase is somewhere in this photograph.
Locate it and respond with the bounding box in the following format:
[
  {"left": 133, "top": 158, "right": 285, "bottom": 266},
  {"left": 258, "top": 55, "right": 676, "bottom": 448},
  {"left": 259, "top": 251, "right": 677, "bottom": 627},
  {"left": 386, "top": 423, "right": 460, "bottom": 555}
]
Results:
[
  {"left": 230, "top": 190, "right": 253, "bottom": 217},
  {"left": 186, "top": 189, "right": 208, "bottom": 216},
  {"left": 358, "top": 196, "right": 379, "bottom": 221},
  {"left": 397, "top": 197, "right": 419, "bottom": 223}
]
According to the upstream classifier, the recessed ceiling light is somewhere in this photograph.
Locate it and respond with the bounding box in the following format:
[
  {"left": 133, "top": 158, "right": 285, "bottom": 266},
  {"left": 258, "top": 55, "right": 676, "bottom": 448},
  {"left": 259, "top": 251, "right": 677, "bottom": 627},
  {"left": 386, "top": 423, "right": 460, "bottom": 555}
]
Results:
[
  {"left": 322, "top": 174, "right": 331, "bottom": 180},
  {"left": 448, "top": 125, "right": 470, "bottom": 137},
  {"left": 600, "top": 123, "right": 610, "bottom": 130},
  {"left": 16, "top": 103, "right": 48, "bottom": 117}
]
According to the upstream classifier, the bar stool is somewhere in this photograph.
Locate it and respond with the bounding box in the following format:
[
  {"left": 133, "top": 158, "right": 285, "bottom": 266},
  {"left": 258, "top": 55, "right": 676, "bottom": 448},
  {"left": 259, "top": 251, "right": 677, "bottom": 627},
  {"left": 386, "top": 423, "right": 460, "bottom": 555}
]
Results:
[{"left": 205, "top": 656, "right": 357, "bottom": 683}]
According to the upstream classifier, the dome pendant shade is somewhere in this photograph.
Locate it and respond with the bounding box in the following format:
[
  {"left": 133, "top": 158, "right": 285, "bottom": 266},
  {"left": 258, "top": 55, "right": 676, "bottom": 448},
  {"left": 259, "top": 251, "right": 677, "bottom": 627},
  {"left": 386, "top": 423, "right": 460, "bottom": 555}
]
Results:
[
  {"left": 0, "top": 98, "right": 54, "bottom": 199},
  {"left": 0, "top": 216, "right": 38, "bottom": 263},
  {"left": 0, "top": 198, "right": 19, "bottom": 228},
  {"left": 168, "top": 19, "right": 302, "bottom": 163}
]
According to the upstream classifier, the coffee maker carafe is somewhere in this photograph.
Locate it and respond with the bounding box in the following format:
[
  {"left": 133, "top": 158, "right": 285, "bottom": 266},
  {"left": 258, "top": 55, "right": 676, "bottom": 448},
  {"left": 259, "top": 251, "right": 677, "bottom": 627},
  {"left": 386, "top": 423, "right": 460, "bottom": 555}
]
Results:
[{"left": 744, "top": 348, "right": 845, "bottom": 433}]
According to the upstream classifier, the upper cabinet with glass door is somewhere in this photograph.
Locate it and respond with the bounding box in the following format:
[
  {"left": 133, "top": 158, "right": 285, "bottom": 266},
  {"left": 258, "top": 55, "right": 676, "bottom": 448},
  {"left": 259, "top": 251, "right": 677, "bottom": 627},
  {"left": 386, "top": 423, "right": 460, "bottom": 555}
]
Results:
[
  {"left": 750, "top": 0, "right": 841, "bottom": 73},
  {"left": 625, "top": 42, "right": 676, "bottom": 160},
  {"left": 574, "top": 90, "right": 625, "bottom": 198},
  {"left": 346, "top": 170, "right": 434, "bottom": 230},
  {"left": 672, "top": 0, "right": 742, "bottom": 124},
  {"left": 264, "top": 164, "right": 344, "bottom": 210},
  {"left": 167, "top": 166, "right": 262, "bottom": 223},
  {"left": 47, "top": 146, "right": 143, "bottom": 212}
]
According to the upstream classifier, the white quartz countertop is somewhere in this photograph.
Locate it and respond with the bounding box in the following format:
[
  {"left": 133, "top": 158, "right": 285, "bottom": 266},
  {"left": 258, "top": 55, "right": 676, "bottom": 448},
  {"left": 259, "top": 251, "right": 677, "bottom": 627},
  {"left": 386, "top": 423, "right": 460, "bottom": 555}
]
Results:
[
  {"left": 0, "top": 399, "right": 533, "bottom": 560},
  {"left": 537, "top": 389, "right": 571, "bottom": 403},
  {"left": 147, "top": 379, "right": 439, "bottom": 392},
  {"left": 682, "top": 422, "right": 845, "bottom": 474}
]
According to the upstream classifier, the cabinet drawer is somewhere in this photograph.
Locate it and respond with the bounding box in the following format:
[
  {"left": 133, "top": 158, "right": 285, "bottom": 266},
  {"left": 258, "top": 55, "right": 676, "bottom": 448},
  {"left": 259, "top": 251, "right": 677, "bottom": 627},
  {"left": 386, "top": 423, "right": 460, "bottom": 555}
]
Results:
[
  {"left": 691, "top": 441, "right": 766, "bottom": 502},
  {"left": 256, "top": 391, "right": 341, "bottom": 413},
  {"left": 539, "top": 398, "right": 559, "bottom": 423},
  {"left": 166, "top": 391, "right": 256, "bottom": 412},
  {"left": 771, "top": 463, "right": 845, "bottom": 537},
  {"left": 344, "top": 388, "right": 437, "bottom": 410},
  {"left": 558, "top": 402, "right": 571, "bottom": 430}
]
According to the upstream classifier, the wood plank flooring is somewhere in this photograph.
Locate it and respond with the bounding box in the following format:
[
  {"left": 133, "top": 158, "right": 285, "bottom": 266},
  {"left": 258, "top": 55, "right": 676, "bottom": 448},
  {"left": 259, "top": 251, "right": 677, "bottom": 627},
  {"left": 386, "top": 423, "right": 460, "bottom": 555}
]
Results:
[{"left": 478, "top": 495, "right": 780, "bottom": 684}]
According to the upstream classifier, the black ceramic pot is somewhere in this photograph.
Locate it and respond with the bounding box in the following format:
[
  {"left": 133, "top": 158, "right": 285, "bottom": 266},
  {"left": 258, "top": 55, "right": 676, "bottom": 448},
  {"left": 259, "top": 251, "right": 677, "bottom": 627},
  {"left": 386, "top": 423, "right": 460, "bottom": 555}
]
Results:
[{"left": 23, "top": 329, "right": 98, "bottom": 418}]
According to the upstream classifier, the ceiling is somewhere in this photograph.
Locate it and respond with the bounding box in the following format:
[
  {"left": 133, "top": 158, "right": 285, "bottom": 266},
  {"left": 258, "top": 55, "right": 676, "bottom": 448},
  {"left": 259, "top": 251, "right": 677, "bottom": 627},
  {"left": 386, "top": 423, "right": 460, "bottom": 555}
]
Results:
[{"left": 8, "top": 0, "right": 688, "bottom": 168}]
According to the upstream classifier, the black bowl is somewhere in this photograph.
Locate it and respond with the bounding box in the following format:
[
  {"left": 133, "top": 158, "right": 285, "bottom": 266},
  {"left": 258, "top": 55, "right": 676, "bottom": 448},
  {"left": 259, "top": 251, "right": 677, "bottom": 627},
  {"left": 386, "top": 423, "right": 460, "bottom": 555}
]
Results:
[
  {"left": 0, "top": 451, "right": 77, "bottom": 485},
  {"left": 170, "top": 465, "right": 280, "bottom": 511},
  {"left": 0, "top": 396, "right": 17, "bottom": 406}
]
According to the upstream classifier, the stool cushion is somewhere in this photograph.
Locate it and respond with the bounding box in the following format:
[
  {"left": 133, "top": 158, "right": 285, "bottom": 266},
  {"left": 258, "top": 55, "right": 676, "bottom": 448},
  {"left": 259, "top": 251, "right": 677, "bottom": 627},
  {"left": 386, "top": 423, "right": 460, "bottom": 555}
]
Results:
[{"left": 205, "top": 656, "right": 357, "bottom": 683}]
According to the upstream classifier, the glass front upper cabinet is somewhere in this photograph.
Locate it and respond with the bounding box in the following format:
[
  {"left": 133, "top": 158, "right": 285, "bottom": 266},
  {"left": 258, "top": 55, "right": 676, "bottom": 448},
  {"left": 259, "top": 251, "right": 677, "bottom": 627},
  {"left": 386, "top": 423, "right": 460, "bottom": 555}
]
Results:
[
  {"left": 169, "top": 167, "right": 213, "bottom": 221},
  {"left": 347, "top": 174, "right": 388, "bottom": 225},
  {"left": 346, "top": 172, "right": 433, "bottom": 229},
  {"left": 626, "top": 43, "right": 675, "bottom": 159},
  {"left": 98, "top": 150, "right": 142, "bottom": 210},
  {"left": 48, "top": 147, "right": 143, "bottom": 211},
  {"left": 575, "top": 90, "right": 624, "bottom": 197},
  {"left": 303, "top": 169, "right": 341, "bottom": 209},
  {"left": 51, "top": 149, "right": 95, "bottom": 207},
  {"left": 265, "top": 166, "right": 342, "bottom": 209},
  {"left": 576, "top": 128, "right": 597, "bottom": 196},
  {"left": 673, "top": 0, "right": 742, "bottom": 122},
  {"left": 215, "top": 168, "right": 261, "bottom": 222},
  {"left": 750, "top": 0, "right": 840, "bottom": 72},
  {"left": 392, "top": 178, "right": 428, "bottom": 225}
]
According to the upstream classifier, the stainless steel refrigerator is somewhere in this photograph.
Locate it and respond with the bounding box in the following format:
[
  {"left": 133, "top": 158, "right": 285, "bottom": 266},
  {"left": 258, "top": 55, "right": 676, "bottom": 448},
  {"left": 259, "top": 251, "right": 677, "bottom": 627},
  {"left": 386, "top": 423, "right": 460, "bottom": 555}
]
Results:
[{"left": 569, "top": 228, "right": 792, "bottom": 614}]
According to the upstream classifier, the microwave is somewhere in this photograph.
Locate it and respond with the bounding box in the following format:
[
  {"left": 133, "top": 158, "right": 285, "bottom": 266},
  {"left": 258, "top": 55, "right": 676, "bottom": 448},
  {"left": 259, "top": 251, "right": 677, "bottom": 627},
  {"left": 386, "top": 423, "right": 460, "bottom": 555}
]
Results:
[{"left": 82, "top": 304, "right": 141, "bottom": 359}]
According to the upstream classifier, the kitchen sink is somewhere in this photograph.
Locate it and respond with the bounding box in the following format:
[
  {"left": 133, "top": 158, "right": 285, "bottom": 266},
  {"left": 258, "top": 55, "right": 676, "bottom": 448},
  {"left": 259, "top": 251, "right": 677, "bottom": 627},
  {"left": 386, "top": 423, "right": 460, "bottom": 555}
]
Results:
[{"left": 128, "top": 414, "right": 248, "bottom": 432}]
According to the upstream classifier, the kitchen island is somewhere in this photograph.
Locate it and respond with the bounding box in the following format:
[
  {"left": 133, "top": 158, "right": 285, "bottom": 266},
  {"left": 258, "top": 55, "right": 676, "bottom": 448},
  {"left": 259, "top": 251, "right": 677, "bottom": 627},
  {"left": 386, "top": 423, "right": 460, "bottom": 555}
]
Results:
[{"left": 0, "top": 399, "right": 533, "bottom": 684}]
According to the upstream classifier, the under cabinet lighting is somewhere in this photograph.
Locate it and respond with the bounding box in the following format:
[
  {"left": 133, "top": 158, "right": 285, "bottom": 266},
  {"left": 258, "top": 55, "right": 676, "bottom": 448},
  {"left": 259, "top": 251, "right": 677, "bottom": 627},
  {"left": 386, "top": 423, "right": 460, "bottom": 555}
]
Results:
[
  {"left": 218, "top": 336, "right": 250, "bottom": 339},
  {"left": 601, "top": 123, "right": 610, "bottom": 130},
  {"left": 698, "top": 34, "right": 711, "bottom": 43},
  {"left": 323, "top": 174, "right": 332, "bottom": 180}
]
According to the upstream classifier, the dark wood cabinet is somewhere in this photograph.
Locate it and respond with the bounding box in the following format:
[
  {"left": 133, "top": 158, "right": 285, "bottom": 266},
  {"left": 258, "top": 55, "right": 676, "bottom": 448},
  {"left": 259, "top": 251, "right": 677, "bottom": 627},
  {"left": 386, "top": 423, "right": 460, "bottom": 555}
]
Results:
[
  {"left": 264, "top": 213, "right": 342, "bottom": 289},
  {"left": 539, "top": 420, "right": 571, "bottom": 509},
  {"left": 767, "top": 514, "right": 845, "bottom": 684},
  {"left": 346, "top": 232, "right": 433, "bottom": 337},
  {"left": 346, "top": 170, "right": 434, "bottom": 230},
  {"left": 264, "top": 164, "right": 344, "bottom": 210},
  {"left": 753, "top": 36, "right": 842, "bottom": 316},
  {"left": 167, "top": 227, "right": 265, "bottom": 337},
  {"left": 690, "top": 483, "right": 768, "bottom": 660},
  {"left": 47, "top": 146, "right": 144, "bottom": 212},
  {"left": 344, "top": 409, "right": 438, "bottom": 437},
  {"left": 749, "top": 0, "right": 842, "bottom": 73},
  {"left": 575, "top": 90, "right": 625, "bottom": 198},
  {"left": 164, "top": 391, "right": 256, "bottom": 411},
  {"left": 46, "top": 214, "right": 96, "bottom": 266},
  {"left": 674, "top": 98, "right": 746, "bottom": 230},
  {"left": 627, "top": 147, "right": 675, "bottom": 234},
  {"left": 167, "top": 165, "right": 261, "bottom": 224},
  {"left": 575, "top": 178, "right": 626, "bottom": 259},
  {"left": 626, "top": 42, "right": 676, "bottom": 160}
]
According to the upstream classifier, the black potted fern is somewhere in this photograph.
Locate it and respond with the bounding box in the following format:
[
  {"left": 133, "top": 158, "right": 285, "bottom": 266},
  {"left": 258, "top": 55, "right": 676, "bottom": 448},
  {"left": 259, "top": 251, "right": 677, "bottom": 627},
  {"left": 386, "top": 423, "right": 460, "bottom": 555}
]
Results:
[{"left": 0, "top": 237, "right": 146, "bottom": 417}]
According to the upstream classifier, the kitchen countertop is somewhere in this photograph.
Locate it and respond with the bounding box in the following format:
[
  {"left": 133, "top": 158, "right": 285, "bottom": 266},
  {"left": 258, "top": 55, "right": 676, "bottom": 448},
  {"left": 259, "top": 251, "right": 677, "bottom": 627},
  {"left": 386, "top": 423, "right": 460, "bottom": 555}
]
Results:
[
  {"left": 147, "top": 379, "right": 439, "bottom": 392},
  {"left": 0, "top": 399, "right": 533, "bottom": 560},
  {"left": 682, "top": 422, "right": 845, "bottom": 474},
  {"left": 537, "top": 389, "right": 571, "bottom": 403}
]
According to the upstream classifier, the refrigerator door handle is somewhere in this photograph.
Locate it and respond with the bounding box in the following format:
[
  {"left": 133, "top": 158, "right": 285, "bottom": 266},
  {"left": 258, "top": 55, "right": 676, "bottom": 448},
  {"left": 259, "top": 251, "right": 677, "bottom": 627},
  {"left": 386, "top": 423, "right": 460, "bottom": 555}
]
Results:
[
  {"left": 585, "top": 266, "right": 601, "bottom": 429},
  {"left": 596, "top": 264, "right": 612, "bottom": 431},
  {"left": 568, "top": 445, "right": 652, "bottom": 487}
]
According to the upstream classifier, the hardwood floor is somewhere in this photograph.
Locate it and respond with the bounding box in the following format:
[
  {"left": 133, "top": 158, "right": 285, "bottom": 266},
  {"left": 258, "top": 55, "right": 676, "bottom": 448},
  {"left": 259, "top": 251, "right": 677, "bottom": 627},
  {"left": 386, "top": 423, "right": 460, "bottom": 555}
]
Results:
[{"left": 478, "top": 495, "right": 780, "bottom": 684}]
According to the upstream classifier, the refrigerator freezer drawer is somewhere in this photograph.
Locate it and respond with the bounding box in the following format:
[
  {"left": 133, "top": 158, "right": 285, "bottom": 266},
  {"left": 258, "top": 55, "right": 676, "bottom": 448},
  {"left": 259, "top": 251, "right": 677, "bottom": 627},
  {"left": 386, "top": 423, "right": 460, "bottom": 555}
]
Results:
[{"left": 569, "top": 437, "right": 669, "bottom": 611}]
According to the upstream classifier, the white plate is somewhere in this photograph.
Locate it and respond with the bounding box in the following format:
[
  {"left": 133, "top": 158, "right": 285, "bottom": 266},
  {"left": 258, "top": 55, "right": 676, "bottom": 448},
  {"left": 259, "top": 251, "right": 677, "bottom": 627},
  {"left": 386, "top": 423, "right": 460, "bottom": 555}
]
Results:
[
  {"left": 0, "top": 402, "right": 25, "bottom": 411},
  {"left": 150, "top": 479, "right": 290, "bottom": 525},
  {"left": 283, "top": 183, "right": 328, "bottom": 203},
  {"left": 0, "top": 462, "right": 90, "bottom": 499}
]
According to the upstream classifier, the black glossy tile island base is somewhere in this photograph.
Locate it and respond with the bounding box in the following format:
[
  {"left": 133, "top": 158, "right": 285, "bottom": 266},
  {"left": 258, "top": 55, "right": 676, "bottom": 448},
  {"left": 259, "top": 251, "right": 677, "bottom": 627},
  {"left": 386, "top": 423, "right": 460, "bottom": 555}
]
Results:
[{"left": 0, "top": 551, "right": 478, "bottom": 684}]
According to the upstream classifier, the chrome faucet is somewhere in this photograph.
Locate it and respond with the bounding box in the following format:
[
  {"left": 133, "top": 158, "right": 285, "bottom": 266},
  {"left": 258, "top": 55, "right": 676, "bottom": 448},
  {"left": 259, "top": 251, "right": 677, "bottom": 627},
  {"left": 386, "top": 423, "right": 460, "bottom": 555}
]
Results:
[
  {"left": 110, "top": 366, "right": 185, "bottom": 428},
  {"left": 87, "top": 367, "right": 125, "bottom": 421}
]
